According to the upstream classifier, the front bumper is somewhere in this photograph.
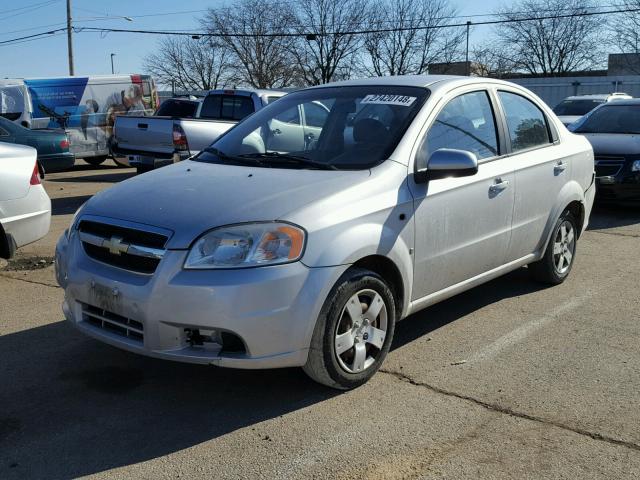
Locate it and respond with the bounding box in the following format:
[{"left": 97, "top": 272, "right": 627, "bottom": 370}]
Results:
[
  {"left": 55, "top": 230, "right": 346, "bottom": 369},
  {"left": 595, "top": 161, "right": 640, "bottom": 204},
  {"left": 111, "top": 145, "right": 190, "bottom": 169}
]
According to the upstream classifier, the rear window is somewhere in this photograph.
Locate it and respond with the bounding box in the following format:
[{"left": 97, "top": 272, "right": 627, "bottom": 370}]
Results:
[
  {"left": 200, "top": 94, "right": 255, "bottom": 121},
  {"left": 156, "top": 99, "right": 199, "bottom": 118}
]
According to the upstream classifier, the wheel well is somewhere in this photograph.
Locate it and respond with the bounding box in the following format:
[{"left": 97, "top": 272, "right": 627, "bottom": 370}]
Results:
[
  {"left": 351, "top": 255, "right": 404, "bottom": 318},
  {"left": 0, "top": 223, "right": 12, "bottom": 259},
  {"left": 565, "top": 200, "right": 585, "bottom": 238}
]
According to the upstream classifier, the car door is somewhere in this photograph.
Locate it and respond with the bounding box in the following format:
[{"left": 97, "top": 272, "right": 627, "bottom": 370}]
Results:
[
  {"left": 266, "top": 104, "right": 305, "bottom": 152},
  {"left": 410, "top": 88, "right": 515, "bottom": 298},
  {"left": 495, "top": 89, "right": 567, "bottom": 261}
]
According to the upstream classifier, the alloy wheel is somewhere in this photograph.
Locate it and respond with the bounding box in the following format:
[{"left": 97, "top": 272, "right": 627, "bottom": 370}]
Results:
[{"left": 334, "top": 289, "right": 388, "bottom": 374}]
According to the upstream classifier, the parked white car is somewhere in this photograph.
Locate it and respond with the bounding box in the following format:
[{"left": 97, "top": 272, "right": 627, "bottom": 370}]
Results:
[
  {"left": 56, "top": 75, "right": 595, "bottom": 389},
  {"left": 553, "top": 93, "right": 632, "bottom": 127},
  {"left": 0, "top": 144, "right": 51, "bottom": 258}
]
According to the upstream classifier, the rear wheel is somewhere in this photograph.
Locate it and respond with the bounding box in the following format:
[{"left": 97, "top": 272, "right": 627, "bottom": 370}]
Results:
[
  {"left": 303, "top": 268, "right": 396, "bottom": 390},
  {"left": 529, "top": 210, "right": 578, "bottom": 284},
  {"left": 84, "top": 156, "right": 107, "bottom": 167}
]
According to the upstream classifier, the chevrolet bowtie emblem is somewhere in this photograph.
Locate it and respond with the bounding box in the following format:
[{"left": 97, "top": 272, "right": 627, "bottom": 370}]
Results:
[{"left": 103, "top": 236, "right": 129, "bottom": 256}]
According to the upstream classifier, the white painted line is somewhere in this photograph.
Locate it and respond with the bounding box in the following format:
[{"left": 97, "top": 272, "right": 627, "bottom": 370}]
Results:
[{"left": 466, "top": 291, "right": 595, "bottom": 364}]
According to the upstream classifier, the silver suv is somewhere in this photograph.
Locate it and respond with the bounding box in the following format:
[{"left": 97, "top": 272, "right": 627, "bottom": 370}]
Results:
[
  {"left": 553, "top": 93, "right": 632, "bottom": 126},
  {"left": 56, "top": 76, "right": 595, "bottom": 389}
]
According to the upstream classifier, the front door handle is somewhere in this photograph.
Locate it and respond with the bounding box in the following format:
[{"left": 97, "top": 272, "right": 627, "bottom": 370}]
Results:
[
  {"left": 489, "top": 178, "right": 510, "bottom": 194},
  {"left": 554, "top": 161, "right": 567, "bottom": 174}
]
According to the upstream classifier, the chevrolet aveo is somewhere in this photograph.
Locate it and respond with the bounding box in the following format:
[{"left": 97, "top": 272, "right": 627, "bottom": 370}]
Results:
[{"left": 56, "top": 76, "right": 595, "bottom": 389}]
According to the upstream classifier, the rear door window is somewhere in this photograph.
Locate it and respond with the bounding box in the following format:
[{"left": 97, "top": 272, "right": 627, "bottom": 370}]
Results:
[
  {"left": 200, "top": 95, "right": 255, "bottom": 121},
  {"left": 498, "top": 91, "right": 551, "bottom": 152}
]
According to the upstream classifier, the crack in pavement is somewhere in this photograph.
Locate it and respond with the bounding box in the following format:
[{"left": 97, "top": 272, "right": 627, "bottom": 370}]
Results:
[
  {"left": 379, "top": 368, "right": 640, "bottom": 454},
  {"left": 0, "top": 273, "right": 61, "bottom": 289}
]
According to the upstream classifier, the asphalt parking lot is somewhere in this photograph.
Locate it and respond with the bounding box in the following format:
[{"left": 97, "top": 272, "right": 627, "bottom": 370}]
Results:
[{"left": 1, "top": 160, "right": 639, "bottom": 479}]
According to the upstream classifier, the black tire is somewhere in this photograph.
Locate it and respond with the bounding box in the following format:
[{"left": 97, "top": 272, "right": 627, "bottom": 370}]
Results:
[
  {"left": 113, "top": 158, "right": 129, "bottom": 168},
  {"left": 529, "top": 210, "right": 578, "bottom": 285},
  {"left": 303, "top": 268, "right": 396, "bottom": 390},
  {"left": 136, "top": 165, "right": 153, "bottom": 175},
  {"left": 84, "top": 156, "right": 107, "bottom": 167}
]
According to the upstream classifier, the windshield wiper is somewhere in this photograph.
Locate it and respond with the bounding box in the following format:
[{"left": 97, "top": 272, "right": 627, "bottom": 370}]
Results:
[
  {"left": 202, "top": 147, "right": 264, "bottom": 166},
  {"left": 239, "top": 152, "right": 337, "bottom": 170}
]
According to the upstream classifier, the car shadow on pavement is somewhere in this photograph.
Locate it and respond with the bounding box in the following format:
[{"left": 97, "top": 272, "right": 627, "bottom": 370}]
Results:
[
  {"left": 47, "top": 171, "right": 135, "bottom": 184},
  {"left": 51, "top": 195, "right": 93, "bottom": 216},
  {"left": 587, "top": 204, "right": 640, "bottom": 231},
  {"left": 0, "top": 268, "right": 545, "bottom": 479},
  {"left": 0, "top": 321, "right": 338, "bottom": 479}
]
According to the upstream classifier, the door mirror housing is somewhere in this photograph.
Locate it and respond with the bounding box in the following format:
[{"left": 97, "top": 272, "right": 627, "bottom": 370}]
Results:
[{"left": 415, "top": 148, "right": 479, "bottom": 183}]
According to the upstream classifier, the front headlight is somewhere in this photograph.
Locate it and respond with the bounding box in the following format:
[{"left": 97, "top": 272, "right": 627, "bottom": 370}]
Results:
[
  {"left": 632, "top": 160, "right": 640, "bottom": 172},
  {"left": 66, "top": 202, "right": 87, "bottom": 239},
  {"left": 184, "top": 222, "right": 306, "bottom": 269}
]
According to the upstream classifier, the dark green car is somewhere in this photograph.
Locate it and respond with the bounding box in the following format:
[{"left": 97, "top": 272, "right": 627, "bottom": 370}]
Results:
[{"left": 0, "top": 116, "right": 75, "bottom": 172}]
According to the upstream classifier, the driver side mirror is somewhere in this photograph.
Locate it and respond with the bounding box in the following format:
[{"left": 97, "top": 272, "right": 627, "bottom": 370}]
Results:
[{"left": 415, "top": 148, "right": 479, "bottom": 183}]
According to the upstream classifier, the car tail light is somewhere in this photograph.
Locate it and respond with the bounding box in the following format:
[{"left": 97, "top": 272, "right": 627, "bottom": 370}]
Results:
[
  {"left": 173, "top": 123, "right": 189, "bottom": 152},
  {"left": 30, "top": 162, "right": 41, "bottom": 185},
  {"left": 60, "top": 138, "right": 70, "bottom": 150}
]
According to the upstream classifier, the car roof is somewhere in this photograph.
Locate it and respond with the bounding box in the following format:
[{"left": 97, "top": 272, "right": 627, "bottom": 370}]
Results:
[
  {"left": 592, "top": 98, "right": 640, "bottom": 106},
  {"left": 304, "top": 75, "right": 532, "bottom": 92},
  {"left": 563, "top": 93, "right": 631, "bottom": 101}
]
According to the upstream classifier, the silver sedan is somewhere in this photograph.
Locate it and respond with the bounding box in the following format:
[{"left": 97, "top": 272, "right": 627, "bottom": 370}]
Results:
[{"left": 55, "top": 75, "right": 595, "bottom": 389}]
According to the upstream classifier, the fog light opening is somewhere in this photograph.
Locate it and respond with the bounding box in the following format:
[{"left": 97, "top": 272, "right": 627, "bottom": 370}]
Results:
[{"left": 184, "top": 328, "right": 246, "bottom": 354}]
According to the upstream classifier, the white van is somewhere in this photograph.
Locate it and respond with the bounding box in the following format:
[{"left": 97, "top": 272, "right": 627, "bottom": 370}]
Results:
[{"left": 0, "top": 75, "right": 158, "bottom": 166}]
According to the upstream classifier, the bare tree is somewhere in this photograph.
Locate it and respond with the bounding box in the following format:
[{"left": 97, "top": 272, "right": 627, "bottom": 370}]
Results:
[
  {"left": 471, "top": 44, "right": 516, "bottom": 78},
  {"left": 608, "top": 0, "right": 640, "bottom": 73},
  {"left": 493, "top": 0, "right": 603, "bottom": 75},
  {"left": 144, "top": 36, "right": 231, "bottom": 91},
  {"left": 203, "top": 0, "right": 298, "bottom": 88},
  {"left": 363, "top": 0, "right": 463, "bottom": 76},
  {"left": 291, "top": 0, "right": 369, "bottom": 85}
]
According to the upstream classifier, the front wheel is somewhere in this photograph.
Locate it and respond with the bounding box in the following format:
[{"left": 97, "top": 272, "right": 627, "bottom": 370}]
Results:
[
  {"left": 303, "top": 268, "right": 396, "bottom": 390},
  {"left": 529, "top": 210, "right": 578, "bottom": 284}
]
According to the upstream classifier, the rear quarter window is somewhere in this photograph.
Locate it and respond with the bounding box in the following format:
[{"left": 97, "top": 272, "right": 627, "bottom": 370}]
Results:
[{"left": 498, "top": 91, "right": 551, "bottom": 152}]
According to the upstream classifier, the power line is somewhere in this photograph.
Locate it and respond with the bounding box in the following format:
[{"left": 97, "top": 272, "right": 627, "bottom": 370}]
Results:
[
  {"left": 73, "top": 6, "right": 640, "bottom": 38},
  {"left": 0, "top": 0, "right": 61, "bottom": 23},
  {"left": 0, "top": 5, "right": 638, "bottom": 45}
]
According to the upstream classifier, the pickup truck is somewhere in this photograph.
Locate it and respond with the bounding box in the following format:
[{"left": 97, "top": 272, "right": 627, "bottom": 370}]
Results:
[{"left": 112, "top": 89, "right": 288, "bottom": 173}]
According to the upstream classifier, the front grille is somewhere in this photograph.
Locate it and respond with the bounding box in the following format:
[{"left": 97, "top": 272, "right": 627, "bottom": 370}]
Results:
[
  {"left": 81, "top": 303, "right": 144, "bottom": 343},
  {"left": 78, "top": 220, "right": 168, "bottom": 274},
  {"left": 79, "top": 220, "right": 167, "bottom": 249},
  {"left": 595, "top": 157, "right": 625, "bottom": 177}
]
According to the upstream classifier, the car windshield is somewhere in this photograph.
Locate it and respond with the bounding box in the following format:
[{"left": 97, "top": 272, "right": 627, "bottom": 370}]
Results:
[
  {"left": 194, "top": 86, "right": 429, "bottom": 170},
  {"left": 553, "top": 99, "right": 604, "bottom": 116},
  {"left": 572, "top": 104, "right": 640, "bottom": 134}
]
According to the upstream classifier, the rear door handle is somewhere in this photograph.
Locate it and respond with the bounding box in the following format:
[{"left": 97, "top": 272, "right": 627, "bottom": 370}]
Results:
[
  {"left": 554, "top": 161, "right": 567, "bottom": 173},
  {"left": 137, "top": 123, "right": 148, "bottom": 129},
  {"left": 489, "top": 178, "right": 510, "bottom": 193}
]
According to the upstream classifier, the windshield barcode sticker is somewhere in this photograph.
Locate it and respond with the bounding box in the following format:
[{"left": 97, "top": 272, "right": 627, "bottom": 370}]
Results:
[{"left": 361, "top": 94, "right": 417, "bottom": 106}]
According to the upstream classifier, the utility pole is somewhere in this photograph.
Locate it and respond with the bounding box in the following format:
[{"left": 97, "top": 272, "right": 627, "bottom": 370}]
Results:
[
  {"left": 66, "top": 0, "right": 74, "bottom": 75},
  {"left": 465, "top": 21, "right": 471, "bottom": 76}
]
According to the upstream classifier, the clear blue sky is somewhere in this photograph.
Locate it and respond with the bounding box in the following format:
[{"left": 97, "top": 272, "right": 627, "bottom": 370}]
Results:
[{"left": 0, "top": 0, "right": 503, "bottom": 79}]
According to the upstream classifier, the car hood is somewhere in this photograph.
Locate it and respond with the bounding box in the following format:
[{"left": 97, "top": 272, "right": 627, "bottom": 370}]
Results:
[
  {"left": 81, "top": 160, "right": 371, "bottom": 248},
  {"left": 557, "top": 115, "right": 582, "bottom": 126},
  {"left": 581, "top": 133, "right": 640, "bottom": 156}
]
